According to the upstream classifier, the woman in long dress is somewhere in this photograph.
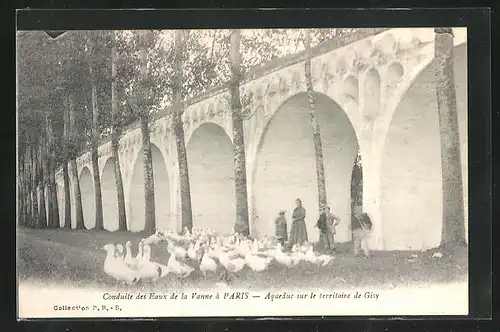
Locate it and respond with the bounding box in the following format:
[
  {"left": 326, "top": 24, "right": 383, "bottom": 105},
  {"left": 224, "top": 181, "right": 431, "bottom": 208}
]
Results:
[{"left": 288, "top": 198, "right": 308, "bottom": 247}]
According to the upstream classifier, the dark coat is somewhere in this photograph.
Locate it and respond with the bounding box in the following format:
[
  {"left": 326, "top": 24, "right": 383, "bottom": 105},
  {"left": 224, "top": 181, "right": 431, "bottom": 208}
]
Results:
[
  {"left": 274, "top": 215, "right": 288, "bottom": 241},
  {"left": 351, "top": 213, "right": 372, "bottom": 230}
]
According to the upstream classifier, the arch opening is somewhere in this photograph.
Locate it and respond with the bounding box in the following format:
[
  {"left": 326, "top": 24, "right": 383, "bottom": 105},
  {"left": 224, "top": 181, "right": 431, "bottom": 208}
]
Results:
[
  {"left": 252, "top": 92, "right": 359, "bottom": 242},
  {"left": 387, "top": 62, "right": 405, "bottom": 84},
  {"left": 187, "top": 123, "right": 234, "bottom": 235},
  {"left": 101, "top": 158, "right": 119, "bottom": 231},
  {"left": 79, "top": 167, "right": 95, "bottom": 229},
  {"left": 128, "top": 144, "right": 171, "bottom": 233},
  {"left": 380, "top": 43, "right": 468, "bottom": 250},
  {"left": 57, "top": 184, "right": 65, "bottom": 228},
  {"left": 344, "top": 76, "right": 359, "bottom": 103}
]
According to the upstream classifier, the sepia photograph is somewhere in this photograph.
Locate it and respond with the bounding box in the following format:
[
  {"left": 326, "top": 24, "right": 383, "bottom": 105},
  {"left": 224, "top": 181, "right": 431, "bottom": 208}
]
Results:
[{"left": 17, "top": 24, "right": 470, "bottom": 318}]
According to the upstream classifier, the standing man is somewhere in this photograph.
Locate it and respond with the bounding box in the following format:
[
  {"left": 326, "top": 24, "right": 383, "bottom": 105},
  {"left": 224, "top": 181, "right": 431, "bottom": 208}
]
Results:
[
  {"left": 351, "top": 207, "right": 372, "bottom": 257},
  {"left": 317, "top": 206, "right": 340, "bottom": 253},
  {"left": 274, "top": 209, "right": 288, "bottom": 246}
]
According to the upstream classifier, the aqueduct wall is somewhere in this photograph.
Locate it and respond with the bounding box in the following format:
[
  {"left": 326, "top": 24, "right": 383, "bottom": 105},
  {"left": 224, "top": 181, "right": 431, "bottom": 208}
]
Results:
[{"left": 52, "top": 28, "right": 468, "bottom": 250}]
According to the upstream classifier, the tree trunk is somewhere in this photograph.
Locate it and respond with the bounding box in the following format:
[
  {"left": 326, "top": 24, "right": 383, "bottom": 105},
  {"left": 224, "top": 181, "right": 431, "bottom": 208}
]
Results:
[
  {"left": 141, "top": 115, "right": 156, "bottom": 234},
  {"left": 42, "top": 134, "right": 53, "bottom": 228},
  {"left": 62, "top": 163, "right": 71, "bottom": 228},
  {"left": 38, "top": 142, "right": 47, "bottom": 228},
  {"left": 229, "top": 29, "right": 250, "bottom": 236},
  {"left": 434, "top": 28, "right": 466, "bottom": 251},
  {"left": 18, "top": 153, "right": 25, "bottom": 226},
  {"left": 62, "top": 103, "right": 72, "bottom": 229},
  {"left": 46, "top": 115, "right": 60, "bottom": 228},
  {"left": 69, "top": 95, "right": 85, "bottom": 230},
  {"left": 111, "top": 30, "right": 128, "bottom": 231},
  {"left": 90, "top": 72, "right": 104, "bottom": 230},
  {"left": 31, "top": 145, "right": 40, "bottom": 228},
  {"left": 304, "top": 29, "right": 328, "bottom": 211},
  {"left": 139, "top": 31, "right": 156, "bottom": 235},
  {"left": 70, "top": 158, "right": 85, "bottom": 230},
  {"left": 26, "top": 148, "right": 33, "bottom": 227},
  {"left": 173, "top": 30, "right": 193, "bottom": 231}
]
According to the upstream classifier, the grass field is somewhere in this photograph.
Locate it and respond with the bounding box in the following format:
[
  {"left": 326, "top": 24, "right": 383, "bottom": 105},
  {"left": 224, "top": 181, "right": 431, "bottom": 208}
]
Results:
[{"left": 17, "top": 227, "right": 468, "bottom": 292}]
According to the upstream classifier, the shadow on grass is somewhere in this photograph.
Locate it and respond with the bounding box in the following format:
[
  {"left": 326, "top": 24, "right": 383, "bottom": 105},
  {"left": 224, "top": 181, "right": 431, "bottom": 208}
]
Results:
[{"left": 17, "top": 227, "right": 468, "bottom": 291}]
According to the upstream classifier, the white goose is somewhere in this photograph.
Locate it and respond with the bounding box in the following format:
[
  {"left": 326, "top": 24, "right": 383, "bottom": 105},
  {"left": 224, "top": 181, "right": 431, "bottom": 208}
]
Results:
[
  {"left": 235, "top": 238, "right": 251, "bottom": 257},
  {"left": 124, "top": 241, "right": 140, "bottom": 269},
  {"left": 167, "top": 249, "right": 195, "bottom": 278},
  {"left": 115, "top": 244, "right": 125, "bottom": 261},
  {"left": 168, "top": 242, "right": 188, "bottom": 260},
  {"left": 317, "top": 253, "right": 334, "bottom": 267},
  {"left": 142, "top": 229, "right": 165, "bottom": 244},
  {"left": 199, "top": 248, "right": 218, "bottom": 277},
  {"left": 138, "top": 244, "right": 170, "bottom": 281},
  {"left": 218, "top": 251, "right": 246, "bottom": 273},
  {"left": 303, "top": 245, "right": 324, "bottom": 264},
  {"left": 135, "top": 241, "right": 146, "bottom": 269},
  {"left": 102, "top": 244, "right": 141, "bottom": 285},
  {"left": 244, "top": 251, "right": 273, "bottom": 272},
  {"left": 274, "top": 243, "right": 294, "bottom": 267},
  {"left": 187, "top": 243, "right": 198, "bottom": 261}
]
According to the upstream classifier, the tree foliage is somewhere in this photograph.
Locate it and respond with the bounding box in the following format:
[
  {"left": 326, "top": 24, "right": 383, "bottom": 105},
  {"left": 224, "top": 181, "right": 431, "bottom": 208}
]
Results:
[{"left": 18, "top": 28, "right": 366, "bottom": 168}]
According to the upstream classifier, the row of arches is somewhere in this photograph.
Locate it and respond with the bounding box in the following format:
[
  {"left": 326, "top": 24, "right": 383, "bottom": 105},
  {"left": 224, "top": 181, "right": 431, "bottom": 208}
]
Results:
[
  {"left": 343, "top": 63, "right": 404, "bottom": 121},
  {"left": 55, "top": 43, "right": 467, "bottom": 249}
]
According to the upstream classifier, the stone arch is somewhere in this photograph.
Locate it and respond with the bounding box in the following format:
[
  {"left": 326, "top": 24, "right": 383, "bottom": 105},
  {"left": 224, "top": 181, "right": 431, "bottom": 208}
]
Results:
[
  {"left": 363, "top": 68, "right": 381, "bottom": 122},
  {"left": 79, "top": 167, "right": 95, "bottom": 230},
  {"left": 101, "top": 157, "right": 119, "bottom": 231},
  {"left": 380, "top": 43, "right": 468, "bottom": 250},
  {"left": 343, "top": 75, "right": 359, "bottom": 103},
  {"left": 251, "top": 92, "right": 360, "bottom": 242},
  {"left": 128, "top": 143, "right": 171, "bottom": 233},
  {"left": 185, "top": 119, "right": 232, "bottom": 147},
  {"left": 386, "top": 61, "right": 405, "bottom": 85},
  {"left": 187, "top": 122, "right": 235, "bottom": 235}
]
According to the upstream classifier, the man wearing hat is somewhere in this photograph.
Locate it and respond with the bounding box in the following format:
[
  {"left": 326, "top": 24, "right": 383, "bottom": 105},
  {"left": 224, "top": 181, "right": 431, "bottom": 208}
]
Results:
[
  {"left": 317, "top": 205, "right": 341, "bottom": 253},
  {"left": 274, "top": 209, "right": 288, "bottom": 246}
]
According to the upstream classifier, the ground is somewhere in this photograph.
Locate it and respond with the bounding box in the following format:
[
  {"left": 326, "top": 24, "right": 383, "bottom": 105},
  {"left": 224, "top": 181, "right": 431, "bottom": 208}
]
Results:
[{"left": 17, "top": 227, "right": 467, "bottom": 292}]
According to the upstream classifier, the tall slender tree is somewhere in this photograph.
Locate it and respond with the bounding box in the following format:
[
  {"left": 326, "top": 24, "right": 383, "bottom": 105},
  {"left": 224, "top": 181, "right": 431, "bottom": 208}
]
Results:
[
  {"left": 87, "top": 34, "right": 105, "bottom": 230},
  {"left": 229, "top": 29, "right": 250, "bottom": 236},
  {"left": 38, "top": 140, "right": 47, "bottom": 228},
  {"left": 26, "top": 148, "right": 33, "bottom": 227},
  {"left": 31, "top": 145, "right": 40, "bottom": 227},
  {"left": 62, "top": 98, "right": 72, "bottom": 228},
  {"left": 139, "top": 30, "right": 156, "bottom": 235},
  {"left": 68, "top": 94, "right": 86, "bottom": 229},
  {"left": 42, "top": 126, "right": 53, "bottom": 228},
  {"left": 110, "top": 30, "right": 128, "bottom": 231},
  {"left": 173, "top": 30, "right": 194, "bottom": 231},
  {"left": 46, "top": 113, "right": 60, "bottom": 228},
  {"left": 434, "top": 28, "right": 466, "bottom": 251},
  {"left": 18, "top": 152, "right": 25, "bottom": 226},
  {"left": 303, "top": 29, "right": 328, "bottom": 210}
]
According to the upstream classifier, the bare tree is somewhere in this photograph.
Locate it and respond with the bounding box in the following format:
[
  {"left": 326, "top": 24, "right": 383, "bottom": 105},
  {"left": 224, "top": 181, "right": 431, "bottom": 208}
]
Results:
[
  {"left": 229, "top": 29, "right": 250, "bottom": 236},
  {"left": 110, "top": 30, "right": 128, "bottom": 231},
  {"left": 303, "top": 29, "right": 327, "bottom": 210},
  {"left": 173, "top": 30, "right": 194, "bottom": 231},
  {"left": 434, "top": 28, "right": 466, "bottom": 251}
]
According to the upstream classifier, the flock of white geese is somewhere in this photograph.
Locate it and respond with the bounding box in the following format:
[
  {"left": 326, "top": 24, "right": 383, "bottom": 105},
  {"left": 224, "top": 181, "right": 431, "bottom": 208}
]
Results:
[{"left": 102, "top": 227, "right": 335, "bottom": 285}]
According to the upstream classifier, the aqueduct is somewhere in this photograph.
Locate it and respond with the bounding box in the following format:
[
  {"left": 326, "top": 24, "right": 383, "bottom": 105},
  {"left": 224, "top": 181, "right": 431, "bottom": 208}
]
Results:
[{"left": 52, "top": 28, "right": 468, "bottom": 250}]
